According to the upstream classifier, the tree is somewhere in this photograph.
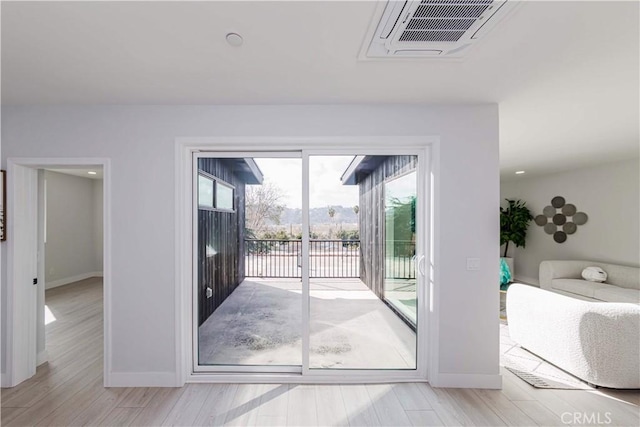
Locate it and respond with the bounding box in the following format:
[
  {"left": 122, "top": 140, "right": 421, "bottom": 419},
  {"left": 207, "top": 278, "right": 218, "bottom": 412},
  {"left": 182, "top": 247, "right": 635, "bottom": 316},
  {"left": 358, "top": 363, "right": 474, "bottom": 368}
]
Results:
[
  {"left": 327, "top": 206, "right": 336, "bottom": 220},
  {"left": 245, "top": 182, "right": 285, "bottom": 235},
  {"left": 327, "top": 206, "right": 337, "bottom": 238}
]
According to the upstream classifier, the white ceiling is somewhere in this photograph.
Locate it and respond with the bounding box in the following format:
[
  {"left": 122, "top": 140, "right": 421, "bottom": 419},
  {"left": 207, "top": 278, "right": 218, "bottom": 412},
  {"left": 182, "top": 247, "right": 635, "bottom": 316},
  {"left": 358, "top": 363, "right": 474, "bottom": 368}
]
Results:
[{"left": 2, "top": 1, "right": 638, "bottom": 178}]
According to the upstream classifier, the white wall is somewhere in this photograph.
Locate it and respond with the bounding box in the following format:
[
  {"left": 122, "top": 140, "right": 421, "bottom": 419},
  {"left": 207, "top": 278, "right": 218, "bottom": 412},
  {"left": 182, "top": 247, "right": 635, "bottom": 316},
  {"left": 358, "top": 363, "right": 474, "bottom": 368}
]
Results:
[
  {"left": 501, "top": 158, "right": 640, "bottom": 284},
  {"left": 1, "top": 105, "right": 499, "bottom": 387},
  {"left": 44, "top": 171, "right": 102, "bottom": 288}
]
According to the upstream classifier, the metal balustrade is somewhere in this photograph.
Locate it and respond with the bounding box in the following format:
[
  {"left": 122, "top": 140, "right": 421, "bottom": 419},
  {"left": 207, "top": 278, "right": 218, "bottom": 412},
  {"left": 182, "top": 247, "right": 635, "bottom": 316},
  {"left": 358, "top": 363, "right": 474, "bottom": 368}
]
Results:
[
  {"left": 245, "top": 239, "right": 416, "bottom": 280},
  {"left": 245, "top": 239, "right": 360, "bottom": 278}
]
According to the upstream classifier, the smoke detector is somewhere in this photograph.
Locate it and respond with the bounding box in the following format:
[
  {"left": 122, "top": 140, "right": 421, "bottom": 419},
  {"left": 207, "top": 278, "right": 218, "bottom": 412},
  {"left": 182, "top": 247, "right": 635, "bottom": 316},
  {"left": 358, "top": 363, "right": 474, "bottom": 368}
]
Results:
[{"left": 362, "top": 0, "right": 519, "bottom": 58}]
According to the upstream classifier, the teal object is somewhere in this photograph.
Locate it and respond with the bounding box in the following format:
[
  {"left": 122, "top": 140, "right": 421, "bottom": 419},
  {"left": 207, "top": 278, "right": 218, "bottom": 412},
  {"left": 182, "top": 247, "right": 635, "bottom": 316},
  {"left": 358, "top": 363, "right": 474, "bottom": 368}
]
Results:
[{"left": 500, "top": 258, "right": 512, "bottom": 289}]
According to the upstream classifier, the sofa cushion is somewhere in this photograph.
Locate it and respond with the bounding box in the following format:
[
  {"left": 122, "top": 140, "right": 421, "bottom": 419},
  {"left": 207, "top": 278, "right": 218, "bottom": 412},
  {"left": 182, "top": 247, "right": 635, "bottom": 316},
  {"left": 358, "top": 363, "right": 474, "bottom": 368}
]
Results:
[
  {"left": 593, "top": 287, "right": 640, "bottom": 304},
  {"left": 551, "top": 279, "right": 611, "bottom": 298}
]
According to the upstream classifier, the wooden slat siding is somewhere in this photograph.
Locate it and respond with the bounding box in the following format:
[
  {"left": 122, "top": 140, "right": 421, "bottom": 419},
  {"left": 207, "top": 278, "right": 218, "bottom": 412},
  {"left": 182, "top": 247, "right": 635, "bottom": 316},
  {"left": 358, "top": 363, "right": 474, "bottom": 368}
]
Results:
[
  {"left": 197, "top": 158, "right": 246, "bottom": 326},
  {"left": 358, "top": 155, "right": 417, "bottom": 298}
]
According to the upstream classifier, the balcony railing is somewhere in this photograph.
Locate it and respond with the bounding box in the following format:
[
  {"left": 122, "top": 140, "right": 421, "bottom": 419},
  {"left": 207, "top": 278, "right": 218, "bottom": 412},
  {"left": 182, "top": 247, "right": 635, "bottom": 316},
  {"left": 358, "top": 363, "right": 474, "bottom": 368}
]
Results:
[
  {"left": 245, "top": 239, "right": 417, "bottom": 280},
  {"left": 245, "top": 239, "right": 360, "bottom": 278}
]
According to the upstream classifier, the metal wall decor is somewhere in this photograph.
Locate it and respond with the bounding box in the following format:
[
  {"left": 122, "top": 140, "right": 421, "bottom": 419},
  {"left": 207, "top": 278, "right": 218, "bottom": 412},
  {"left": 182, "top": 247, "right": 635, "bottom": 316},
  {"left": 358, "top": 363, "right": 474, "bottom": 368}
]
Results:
[{"left": 534, "top": 196, "right": 588, "bottom": 243}]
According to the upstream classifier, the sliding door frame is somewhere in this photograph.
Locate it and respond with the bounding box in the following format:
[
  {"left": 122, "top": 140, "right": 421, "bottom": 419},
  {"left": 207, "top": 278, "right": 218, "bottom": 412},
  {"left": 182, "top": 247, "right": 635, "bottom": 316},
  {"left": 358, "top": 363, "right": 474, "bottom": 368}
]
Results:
[
  {"left": 191, "top": 151, "right": 303, "bottom": 374},
  {"left": 177, "top": 137, "right": 437, "bottom": 384}
]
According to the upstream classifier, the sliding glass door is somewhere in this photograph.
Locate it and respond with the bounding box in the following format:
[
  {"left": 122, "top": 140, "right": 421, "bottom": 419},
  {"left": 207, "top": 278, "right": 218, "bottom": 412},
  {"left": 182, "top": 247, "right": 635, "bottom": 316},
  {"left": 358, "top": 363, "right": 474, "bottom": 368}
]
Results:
[
  {"left": 193, "top": 149, "right": 427, "bottom": 377},
  {"left": 195, "top": 154, "right": 302, "bottom": 371}
]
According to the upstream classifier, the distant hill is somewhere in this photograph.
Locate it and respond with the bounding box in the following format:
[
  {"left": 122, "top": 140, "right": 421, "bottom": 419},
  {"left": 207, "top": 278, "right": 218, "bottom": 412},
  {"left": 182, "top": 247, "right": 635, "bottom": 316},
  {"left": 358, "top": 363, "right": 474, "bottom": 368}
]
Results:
[{"left": 274, "top": 206, "right": 358, "bottom": 225}]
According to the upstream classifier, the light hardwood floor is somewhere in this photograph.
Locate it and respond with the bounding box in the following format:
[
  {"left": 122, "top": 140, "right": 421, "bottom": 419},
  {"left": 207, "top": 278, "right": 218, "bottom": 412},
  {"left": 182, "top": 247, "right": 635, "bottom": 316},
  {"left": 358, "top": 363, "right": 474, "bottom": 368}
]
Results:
[{"left": 2, "top": 278, "right": 638, "bottom": 426}]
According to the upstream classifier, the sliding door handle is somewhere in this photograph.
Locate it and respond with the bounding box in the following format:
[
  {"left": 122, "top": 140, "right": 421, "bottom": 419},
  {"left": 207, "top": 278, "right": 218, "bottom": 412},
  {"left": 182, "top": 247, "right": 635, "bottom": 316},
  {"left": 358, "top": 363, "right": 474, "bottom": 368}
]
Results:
[{"left": 417, "top": 255, "right": 426, "bottom": 277}]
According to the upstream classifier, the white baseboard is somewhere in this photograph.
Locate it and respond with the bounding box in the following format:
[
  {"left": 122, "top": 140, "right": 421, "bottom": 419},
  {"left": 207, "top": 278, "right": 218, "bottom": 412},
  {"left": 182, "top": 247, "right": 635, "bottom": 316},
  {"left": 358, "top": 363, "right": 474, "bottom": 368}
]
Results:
[
  {"left": 513, "top": 275, "right": 539, "bottom": 287},
  {"left": 45, "top": 271, "right": 103, "bottom": 289},
  {"left": 431, "top": 373, "right": 502, "bottom": 389},
  {"left": 106, "top": 371, "right": 179, "bottom": 387},
  {"left": 36, "top": 350, "right": 49, "bottom": 366},
  {"left": 1, "top": 373, "right": 11, "bottom": 388}
]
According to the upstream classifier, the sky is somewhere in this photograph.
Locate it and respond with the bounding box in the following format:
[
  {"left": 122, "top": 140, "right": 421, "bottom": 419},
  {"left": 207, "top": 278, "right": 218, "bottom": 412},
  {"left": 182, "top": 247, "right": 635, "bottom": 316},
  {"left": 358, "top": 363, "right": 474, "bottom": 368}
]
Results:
[{"left": 252, "top": 156, "right": 359, "bottom": 209}]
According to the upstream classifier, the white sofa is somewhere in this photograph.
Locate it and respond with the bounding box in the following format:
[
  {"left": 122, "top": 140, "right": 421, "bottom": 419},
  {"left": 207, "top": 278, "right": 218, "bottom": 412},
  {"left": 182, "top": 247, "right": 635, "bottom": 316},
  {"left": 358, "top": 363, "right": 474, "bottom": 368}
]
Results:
[
  {"left": 507, "top": 260, "right": 640, "bottom": 389},
  {"left": 507, "top": 284, "right": 640, "bottom": 388},
  {"left": 539, "top": 260, "right": 639, "bottom": 303}
]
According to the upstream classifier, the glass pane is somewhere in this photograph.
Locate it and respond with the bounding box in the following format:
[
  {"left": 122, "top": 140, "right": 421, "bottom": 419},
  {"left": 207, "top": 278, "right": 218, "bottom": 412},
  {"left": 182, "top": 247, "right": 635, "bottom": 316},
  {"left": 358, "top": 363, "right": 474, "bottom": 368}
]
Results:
[
  {"left": 215, "top": 181, "right": 234, "bottom": 210},
  {"left": 384, "top": 171, "right": 417, "bottom": 326},
  {"left": 309, "top": 155, "right": 418, "bottom": 370},
  {"left": 198, "top": 174, "right": 214, "bottom": 208},
  {"left": 197, "top": 157, "right": 302, "bottom": 367}
]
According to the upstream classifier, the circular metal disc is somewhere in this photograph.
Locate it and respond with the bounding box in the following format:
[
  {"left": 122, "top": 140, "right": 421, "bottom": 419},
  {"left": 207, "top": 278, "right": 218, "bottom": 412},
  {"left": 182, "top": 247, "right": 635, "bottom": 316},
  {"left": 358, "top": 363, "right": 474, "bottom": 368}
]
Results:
[
  {"left": 573, "top": 212, "right": 588, "bottom": 225},
  {"left": 534, "top": 215, "right": 548, "bottom": 226},
  {"left": 552, "top": 213, "right": 567, "bottom": 225},
  {"left": 563, "top": 222, "right": 577, "bottom": 234},
  {"left": 554, "top": 231, "right": 567, "bottom": 243},
  {"left": 543, "top": 205, "right": 556, "bottom": 217},
  {"left": 544, "top": 223, "right": 557, "bottom": 235},
  {"left": 551, "top": 196, "right": 566, "bottom": 208},
  {"left": 562, "top": 203, "right": 576, "bottom": 216}
]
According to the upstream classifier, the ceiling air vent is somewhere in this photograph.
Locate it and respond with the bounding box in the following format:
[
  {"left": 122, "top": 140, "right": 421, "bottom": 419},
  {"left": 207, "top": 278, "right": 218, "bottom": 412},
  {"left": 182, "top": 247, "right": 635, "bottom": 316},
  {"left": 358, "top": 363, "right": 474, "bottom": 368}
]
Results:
[{"left": 363, "top": 0, "right": 518, "bottom": 58}]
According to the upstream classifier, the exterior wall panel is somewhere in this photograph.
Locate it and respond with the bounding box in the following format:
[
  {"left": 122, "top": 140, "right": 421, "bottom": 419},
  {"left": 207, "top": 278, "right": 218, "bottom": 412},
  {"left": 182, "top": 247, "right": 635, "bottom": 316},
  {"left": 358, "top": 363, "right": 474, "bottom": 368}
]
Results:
[
  {"left": 359, "top": 155, "right": 417, "bottom": 298},
  {"left": 197, "top": 158, "right": 246, "bottom": 326}
]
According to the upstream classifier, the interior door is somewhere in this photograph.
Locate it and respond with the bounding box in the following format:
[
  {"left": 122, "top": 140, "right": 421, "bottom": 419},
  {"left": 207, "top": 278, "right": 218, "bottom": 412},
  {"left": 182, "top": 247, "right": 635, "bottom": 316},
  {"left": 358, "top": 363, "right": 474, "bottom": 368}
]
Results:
[{"left": 6, "top": 164, "right": 39, "bottom": 386}]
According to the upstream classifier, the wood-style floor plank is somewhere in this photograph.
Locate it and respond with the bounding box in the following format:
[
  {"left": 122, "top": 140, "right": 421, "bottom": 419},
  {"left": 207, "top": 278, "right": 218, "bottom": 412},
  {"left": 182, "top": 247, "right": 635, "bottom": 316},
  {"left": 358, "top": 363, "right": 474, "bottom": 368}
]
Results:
[
  {"left": 161, "top": 384, "right": 213, "bottom": 426},
  {"left": 512, "top": 400, "right": 565, "bottom": 427},
  {"left": 366, "top": 384, "right": 412, "bottom": 426},
  {"left": 97, "top": 406, "right": 143, "bottom": 427},
  {"left": 393, "top": 383, "right": 434, "bottom": 411},
  {"left": 256, "top": 384, "right": 289, "bottom": 427},
  {"left": 192, "top": 383, "right": 239, "bottom": 426},
  {"left": 405, "top": 410, "right": 445, "bottom": 426},
  {"left": 286, "top": 385, "right": 318, "bottom": 426},
  {"left": 2, "top": 278, "right": 639, "bottom": 427},
  {"left": 446, "top": 388, "right": 508, "bottom": 426},
  {"left": 339, "top": 385, "right": 381, "bottom": 427},
  {"left": 315, "top": 385, "right": 349, "bottom": 426},
  {"left": 130, "top": 387, "right": 185, "bottom": 426},
  {"left": 473, "top": 388, "right": 539, "bottom": 426},
  {"left": 223, "top": 383, "right": 265, "bottom": 426}
]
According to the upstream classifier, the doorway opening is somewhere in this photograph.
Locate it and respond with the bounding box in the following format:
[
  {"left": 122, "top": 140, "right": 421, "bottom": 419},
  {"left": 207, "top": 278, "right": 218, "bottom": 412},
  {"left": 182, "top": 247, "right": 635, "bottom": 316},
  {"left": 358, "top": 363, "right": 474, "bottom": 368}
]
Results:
[
  {"left": 39, "top": 168, "right": 104, "bottom": 374},
  {"left": 192, "top": 150, "right": 427, "bottom": 379},
  {"left": 3, "top": 159, "right": 109, "bottom": 389}
]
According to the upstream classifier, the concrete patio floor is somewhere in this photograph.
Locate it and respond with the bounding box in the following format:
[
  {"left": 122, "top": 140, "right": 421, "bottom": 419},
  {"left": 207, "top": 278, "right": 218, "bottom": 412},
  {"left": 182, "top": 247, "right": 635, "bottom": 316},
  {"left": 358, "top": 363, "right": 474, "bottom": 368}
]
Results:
[{"left": 198, "top": 278, "right": 416, "bottom": 369}]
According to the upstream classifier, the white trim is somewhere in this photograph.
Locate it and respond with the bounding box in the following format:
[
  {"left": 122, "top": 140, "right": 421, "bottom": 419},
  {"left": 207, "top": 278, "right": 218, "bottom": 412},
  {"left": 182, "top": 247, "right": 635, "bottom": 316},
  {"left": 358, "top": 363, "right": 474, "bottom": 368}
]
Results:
[
  {"left": 177, "top": 137, "right": 436, "bottom": 384},
  {"left": 428, "top": 139, "right": 441, "bottom": 388},
  {"left": 45, "top": 271, "right": 103, "bottom": 290},
  {"left": 36, "top": 350, "right": 49, "bottom": 366},
  {"left": 108, "top": 372, "right": 178, "bottom": 387},
  {"left": 432, "top": 373, "right": 502, "bottom": 389},
  {"left": 4, "top": 157, "right": 111, "bottom": 388},
  {"left": 301, "top": 152, "right": 310, "bottom": 375},
  {"left": 188, "top": 372, "right": 429, "bottom": 384}
]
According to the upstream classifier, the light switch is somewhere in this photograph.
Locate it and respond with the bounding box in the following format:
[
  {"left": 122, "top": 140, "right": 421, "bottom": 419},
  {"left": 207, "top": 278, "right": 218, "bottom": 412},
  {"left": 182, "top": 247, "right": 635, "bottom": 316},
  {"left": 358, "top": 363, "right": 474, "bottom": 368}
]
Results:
[{"left": 467, "top": 258, "right": 480, "bottom": 271}]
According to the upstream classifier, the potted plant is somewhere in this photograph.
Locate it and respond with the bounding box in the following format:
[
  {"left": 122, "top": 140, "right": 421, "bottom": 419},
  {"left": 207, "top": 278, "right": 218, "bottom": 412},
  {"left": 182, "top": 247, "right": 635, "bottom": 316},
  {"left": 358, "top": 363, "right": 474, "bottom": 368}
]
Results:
[{"left": 500, "top": 199, "right": 533, "bottom": 278}]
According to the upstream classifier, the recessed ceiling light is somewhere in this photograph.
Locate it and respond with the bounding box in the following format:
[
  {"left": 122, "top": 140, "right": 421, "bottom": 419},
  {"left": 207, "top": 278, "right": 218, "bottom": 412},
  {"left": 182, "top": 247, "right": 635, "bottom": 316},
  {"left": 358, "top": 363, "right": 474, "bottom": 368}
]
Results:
[
  {"left": 88, "top": 171, "right": 97, "bottom": 175},
  {"left": 225, "top": 33, "right": 243, "bottom": 47},
  {"left": 515, "top": 170, "right": 525, "bottom": 175}
]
